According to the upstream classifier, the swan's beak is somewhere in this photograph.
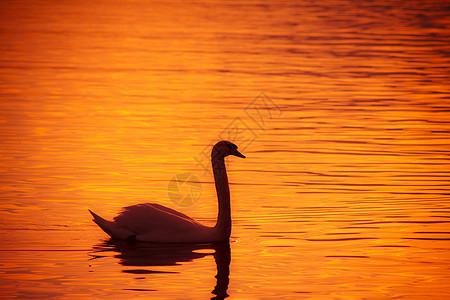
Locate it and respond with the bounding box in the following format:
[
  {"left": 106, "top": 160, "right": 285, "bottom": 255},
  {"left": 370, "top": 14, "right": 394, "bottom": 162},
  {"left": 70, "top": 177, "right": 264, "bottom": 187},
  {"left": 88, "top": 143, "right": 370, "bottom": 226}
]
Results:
[{"left": 232, "top": 149, "right": 246, "bottom": 158}]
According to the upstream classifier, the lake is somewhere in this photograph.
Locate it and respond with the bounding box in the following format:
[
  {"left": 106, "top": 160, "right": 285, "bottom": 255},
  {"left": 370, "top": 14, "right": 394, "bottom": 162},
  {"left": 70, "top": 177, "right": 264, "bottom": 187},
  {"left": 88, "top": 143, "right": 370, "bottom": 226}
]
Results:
[{"left": 0, "top": 0, "right": 449, "bottom": 298}]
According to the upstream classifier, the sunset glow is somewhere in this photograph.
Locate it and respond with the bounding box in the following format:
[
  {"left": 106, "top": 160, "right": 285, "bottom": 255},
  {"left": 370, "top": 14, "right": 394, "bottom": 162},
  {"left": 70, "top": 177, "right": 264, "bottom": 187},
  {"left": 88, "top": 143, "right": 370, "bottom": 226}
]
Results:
[{"left": 1, "top": 0, "right": 449, "bottom": 298}]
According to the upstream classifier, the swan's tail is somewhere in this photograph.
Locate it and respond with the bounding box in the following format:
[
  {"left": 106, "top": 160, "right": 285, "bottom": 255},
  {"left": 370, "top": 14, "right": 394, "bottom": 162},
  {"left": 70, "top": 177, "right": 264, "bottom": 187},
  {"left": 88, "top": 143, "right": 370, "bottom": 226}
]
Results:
[{"left": 88, "top": 209, "right": 134, "bottom": 240}]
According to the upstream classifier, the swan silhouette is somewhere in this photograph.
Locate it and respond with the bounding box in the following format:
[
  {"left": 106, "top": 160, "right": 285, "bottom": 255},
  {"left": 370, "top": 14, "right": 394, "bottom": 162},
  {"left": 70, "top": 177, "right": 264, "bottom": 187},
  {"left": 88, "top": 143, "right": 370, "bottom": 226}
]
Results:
[{"left": 89, "top": 141, "right": 245, "bottom": 243}]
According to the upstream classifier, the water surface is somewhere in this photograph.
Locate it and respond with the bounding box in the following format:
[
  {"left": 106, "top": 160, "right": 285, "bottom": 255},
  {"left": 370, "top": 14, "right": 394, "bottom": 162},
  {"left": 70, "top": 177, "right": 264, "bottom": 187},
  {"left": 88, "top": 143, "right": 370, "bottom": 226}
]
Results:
[{"left": 0, "top": 0, "right": 449, "bottom": 299}]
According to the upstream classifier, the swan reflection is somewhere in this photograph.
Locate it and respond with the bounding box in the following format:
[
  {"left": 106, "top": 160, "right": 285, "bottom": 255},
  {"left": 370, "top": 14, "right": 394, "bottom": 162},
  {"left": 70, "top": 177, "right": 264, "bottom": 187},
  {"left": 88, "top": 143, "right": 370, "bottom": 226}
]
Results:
[{"left": 91, "top": 239, "right": 230, "bottom": 299}]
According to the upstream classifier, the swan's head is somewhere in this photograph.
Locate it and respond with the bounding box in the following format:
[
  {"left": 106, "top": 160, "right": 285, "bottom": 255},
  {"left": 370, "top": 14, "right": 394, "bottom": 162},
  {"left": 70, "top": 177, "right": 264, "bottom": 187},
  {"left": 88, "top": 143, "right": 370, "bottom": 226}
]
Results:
[{"left": 212, "top": 141, "right": 246, "bottom": 160}]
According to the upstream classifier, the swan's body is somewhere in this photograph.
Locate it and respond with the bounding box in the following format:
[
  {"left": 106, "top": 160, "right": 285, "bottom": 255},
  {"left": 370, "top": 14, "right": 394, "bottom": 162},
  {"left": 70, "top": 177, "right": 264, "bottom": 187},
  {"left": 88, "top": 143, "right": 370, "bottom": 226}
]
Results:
[{"left": 89, "top": 141, "right": 245, "bottom": 243}]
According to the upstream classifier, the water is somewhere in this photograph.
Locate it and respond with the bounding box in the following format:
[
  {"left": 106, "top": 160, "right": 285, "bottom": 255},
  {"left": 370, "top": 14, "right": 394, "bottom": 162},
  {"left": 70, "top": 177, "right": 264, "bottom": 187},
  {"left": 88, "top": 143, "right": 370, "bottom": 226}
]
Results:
[{"left": 1, "top": 0, "right": 449, "bottom": 298}]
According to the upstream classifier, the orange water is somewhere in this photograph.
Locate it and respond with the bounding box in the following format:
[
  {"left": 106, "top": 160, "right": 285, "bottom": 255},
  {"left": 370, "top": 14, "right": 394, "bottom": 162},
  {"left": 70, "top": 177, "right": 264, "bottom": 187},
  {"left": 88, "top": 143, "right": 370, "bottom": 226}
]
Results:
[{"left": 1, "top": 0, "right": 449, "bottom": 299}]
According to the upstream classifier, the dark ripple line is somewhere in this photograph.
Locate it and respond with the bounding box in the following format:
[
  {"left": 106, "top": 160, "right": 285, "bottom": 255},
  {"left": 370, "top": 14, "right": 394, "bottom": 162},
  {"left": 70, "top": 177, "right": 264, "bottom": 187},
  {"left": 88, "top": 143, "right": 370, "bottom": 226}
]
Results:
[
  {"left": 403, "top": 237, "right": 450, "bottom": 241},
  {"left": 0, "top": 228, "right": 77, "bottom": 231},
  {"left": 414, "top": 231, "right": 450, "bottom": 234},
  {"left": 123, "top": 289, "right": 157, "bottom": 292},
  {"left": 306, "top": 237, "right": 377, "bottom": 241},
  {"left": 296, "top": 191, "right": 450, "bottom": 195},
  {"left": 326, "top": 255, "right": 370, "bottom": 258},
  {"left": 254, "top": 149, "right": 442, "bottom": 157},
  {"left": 123, "top": 269, "right": 176, "bottom": 274},
  {"left": 0, "top": 249, "right": 91, "bottom": 252},
  {"left": 390, "top": 119, "right": 450, "bottom": 124},
  {"left": 248, "top": 169, "right": 351, "bottom": 177},
  {"left": 287, "top": 181, "right": 448, "bottom": 187},
  {"left": 374, "top": 245, "right": 410, "bottom": 248},
  {"left": 264, "top": 231, "right": 307, "bottom": 234},
  {"left": 354, "top": 221, "right": 450, "bottom": 225}
]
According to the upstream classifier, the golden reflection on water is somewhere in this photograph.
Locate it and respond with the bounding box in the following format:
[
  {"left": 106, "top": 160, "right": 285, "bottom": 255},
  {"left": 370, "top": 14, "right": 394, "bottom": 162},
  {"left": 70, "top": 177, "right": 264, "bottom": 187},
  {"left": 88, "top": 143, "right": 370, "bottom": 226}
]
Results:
[{"left": 1, "top": 0, "right": 449, "bottom": 299}]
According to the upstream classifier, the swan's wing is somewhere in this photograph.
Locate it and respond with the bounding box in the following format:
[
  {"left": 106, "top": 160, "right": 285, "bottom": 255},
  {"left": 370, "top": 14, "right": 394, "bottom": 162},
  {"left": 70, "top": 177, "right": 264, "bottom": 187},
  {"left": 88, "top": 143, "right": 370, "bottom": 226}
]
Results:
[
  {"left": 113, "top": 203, "right": 199, "bottom": 234},
  {"left": 143, "top": 203, "right": 195, "bottom": 221}
]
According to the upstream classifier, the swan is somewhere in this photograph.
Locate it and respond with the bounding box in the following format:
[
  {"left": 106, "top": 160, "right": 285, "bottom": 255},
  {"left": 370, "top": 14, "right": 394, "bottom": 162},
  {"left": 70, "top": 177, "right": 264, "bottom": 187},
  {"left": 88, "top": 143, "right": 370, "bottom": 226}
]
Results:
[{"left": 89, "top": 140, "right": 245, "bottom": 242}]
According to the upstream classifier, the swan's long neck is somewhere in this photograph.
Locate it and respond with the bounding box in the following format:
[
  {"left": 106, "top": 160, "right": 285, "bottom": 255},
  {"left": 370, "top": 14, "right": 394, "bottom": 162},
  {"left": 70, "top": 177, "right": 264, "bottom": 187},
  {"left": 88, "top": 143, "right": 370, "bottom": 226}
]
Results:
[{"left": 212, "top": 155, "right": 231, "bottom": 239}]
